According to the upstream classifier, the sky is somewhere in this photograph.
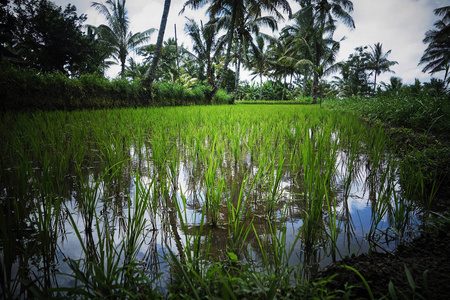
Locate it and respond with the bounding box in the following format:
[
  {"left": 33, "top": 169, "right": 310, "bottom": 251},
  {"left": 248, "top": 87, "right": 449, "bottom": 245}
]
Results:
[{"left": 54, "top": 0, "right": 448, "bottom": 85}]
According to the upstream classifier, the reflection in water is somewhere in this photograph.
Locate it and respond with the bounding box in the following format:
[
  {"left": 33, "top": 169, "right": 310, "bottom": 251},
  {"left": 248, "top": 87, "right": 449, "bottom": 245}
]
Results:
[{"left": 0, "top": 120, "right": 422, "bottom": 297}]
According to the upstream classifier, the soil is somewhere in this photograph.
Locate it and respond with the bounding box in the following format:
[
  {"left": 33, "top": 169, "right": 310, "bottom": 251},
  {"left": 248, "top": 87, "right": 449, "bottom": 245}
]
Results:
[
  {"left": 318, "top": 219, "right": 450, "bottom": 299},
  {"left": 317, "top": 125, "right": 450, "bottom": 299}
]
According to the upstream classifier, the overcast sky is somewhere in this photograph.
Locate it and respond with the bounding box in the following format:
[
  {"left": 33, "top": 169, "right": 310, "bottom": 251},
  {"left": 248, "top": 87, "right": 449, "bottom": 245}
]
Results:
[{"left": 54, "top": 0, "right": 447, "bottom": 84}]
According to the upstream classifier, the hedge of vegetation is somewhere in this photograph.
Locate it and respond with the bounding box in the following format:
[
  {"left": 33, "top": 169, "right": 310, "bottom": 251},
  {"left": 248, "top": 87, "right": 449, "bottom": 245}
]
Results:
[
  {"left": 323, "top": 94, "right": 450, "bottom": 135},
  {"left": 0, "top": 63, "right": 233, "bottom": 111}
]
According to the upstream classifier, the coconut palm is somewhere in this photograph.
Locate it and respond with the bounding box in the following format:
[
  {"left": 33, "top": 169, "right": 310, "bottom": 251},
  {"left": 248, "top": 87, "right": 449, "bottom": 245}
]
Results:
[
  {"left": 366, "top": 42, "right": 398, "bottom": 93},
  {"left": 419, "top": 6, "right": 450, "bottom": 87},
  {"left": 146, "top": 0, "right": 171, "bottom": 86},
  {"left": 292, "top": 0, "right": 354, "bottom": 103},
  {"left": 247, "top": 34, "right": 271, "bottom": 99},
  {"left": 181, "top": 0, "right": 291, "bottom": 99},
  {"left": 213, "top": 4, "right": 279, "bottom": 96},
  {"left": 91, "top": 0, "right": 155, "bottom": 78},
  {"left": 310, "top": 0, "right": 355, "bottom": 30},
  {"left": 184, "top": 18, "right": 220, "bottom": 86}
]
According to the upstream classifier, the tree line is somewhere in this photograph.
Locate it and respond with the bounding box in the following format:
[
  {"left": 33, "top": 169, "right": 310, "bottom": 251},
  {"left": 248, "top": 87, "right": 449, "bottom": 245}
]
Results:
[{"left": 1, "top": 0, "right": 448, "bottom": 106}]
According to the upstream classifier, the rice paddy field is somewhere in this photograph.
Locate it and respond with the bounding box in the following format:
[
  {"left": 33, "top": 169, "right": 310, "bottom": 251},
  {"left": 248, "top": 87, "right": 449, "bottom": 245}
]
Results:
[{"left": 0, "top": 105, "right": 434, "bottom": 298}]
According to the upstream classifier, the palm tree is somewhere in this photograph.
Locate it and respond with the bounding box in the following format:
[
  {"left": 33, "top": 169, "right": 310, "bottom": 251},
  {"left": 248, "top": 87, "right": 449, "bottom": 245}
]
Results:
[
  {"left": 247, "top": 34, "right": 271, "bottom": 99},
  {"left": 381, "top": 76, "right": 403, "bottom": 95},
  {"left": 366, "top": 43, "right": 398, "bottom": 93},
  {"left": 91, "top": 0, "right": 155, "bottom": 78},
  {"left": 124, "top": 57, "right": 148, "bottom": 81},
  {"left": 266, "top": 33, "right": 300, "bottom": 100},
  {"left": 146, "top": 0, "right": 171, "bottom": 87},
  {"left": 184, "top": 18, "right": 220, "bottom": 86},
  {"left": 294, "top": 0, "right": 355, "bottom": 103},
  {"left": 181, "top": 0, "right": 291, "bottom": 99},
  {"left": 140, "top": 38, "right": 187, "bottom": 82},
  {"left": 419, "top": 6, "right": 450, "bottom": 87},
  {"left": 309, "top": 0, "right": 355, "bottom": 30}
]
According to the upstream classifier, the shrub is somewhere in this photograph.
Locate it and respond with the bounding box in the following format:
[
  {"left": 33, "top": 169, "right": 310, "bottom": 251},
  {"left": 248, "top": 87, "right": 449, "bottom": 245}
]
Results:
[
  {"left": 213, "top": 89, "right": 234, "bottom": 104},
  {"left": 0, "top": 63, "right": 230, "bottom": 111}
]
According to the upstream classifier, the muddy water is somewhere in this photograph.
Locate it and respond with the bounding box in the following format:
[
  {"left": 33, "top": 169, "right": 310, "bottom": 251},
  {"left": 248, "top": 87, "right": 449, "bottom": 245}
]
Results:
[{"left": 1, "top": 138, "right": 421, "bottom": 295}]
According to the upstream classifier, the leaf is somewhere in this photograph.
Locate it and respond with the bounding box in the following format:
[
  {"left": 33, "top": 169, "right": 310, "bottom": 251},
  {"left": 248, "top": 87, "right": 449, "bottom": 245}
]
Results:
[
  {"left": 404, "top": 264, "right": 416, "bottom": 292},
  {"left": 388, "top": 281, "right": 398, "bottom": 300},
  {"left": 227, "top": 251, "right": 238, "bottom": 263}
]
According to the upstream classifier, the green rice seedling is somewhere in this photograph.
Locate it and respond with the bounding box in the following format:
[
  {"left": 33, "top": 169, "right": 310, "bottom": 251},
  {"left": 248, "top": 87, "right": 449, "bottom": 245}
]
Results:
[
  {"left": 300, "top": 122, "right": 339, "bottom": 251},
  {"left": 74, "top": 164, "right": 102, "bottom": 234},
  {"left": 203, "top": 138, "right": 225, "bottom": 226},
  {"left": 252, "top": 204, "right": 302, "bottom": 293},
  {"left": 387, "top": 190, "right": 415, "bottom": 245},
  {"left": 28, "top": 193, "right": 62, "bottom": 292},
  {"left": 324, "top": 188, "right": 343, "bottom": 262},
  {"left": 65, "top": 179, "right": 158, "bottom": 298},
  {"left": 341, "top": 265, "right": 375, "bottom": 300},
  {"left": 24, "top": 152, "right": 68, "bottom": 294},
  {"left": 168, "top": 144, "right": 181, "bottom": 191},
  {"left": 135, "top": 173, "right": 158, "bottom": 230},
  {"left": 266, "top": 153, "right": 285, "bottom": 219},
  {"left": 0, "top": 202, "right": 26, "bottom": 299},
  {"left": 65, "top": 213, "right": 154, "bottom": 298},
  {"left": 227, "top": 175, "right": 255, "bottom": 253},
  {"left": 165, "top": 191, "right": 213, "bottom": 298},
  {"left": 124, "top": 174, "right": 151, "bottom": 264}
]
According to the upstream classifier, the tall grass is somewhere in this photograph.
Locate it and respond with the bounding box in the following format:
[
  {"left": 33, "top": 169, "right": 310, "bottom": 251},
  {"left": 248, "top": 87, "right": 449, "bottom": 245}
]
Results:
[{"left": 0, "top": 104, "right": 430, "bottom": 298}]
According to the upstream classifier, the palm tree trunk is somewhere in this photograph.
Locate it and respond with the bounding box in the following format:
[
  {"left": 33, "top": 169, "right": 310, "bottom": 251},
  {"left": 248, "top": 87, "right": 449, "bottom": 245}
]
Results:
[
  {"left": 312, "top": 72, "right": 318, "bottom": 104},
  {"left": 120, "top": 56, "right": 126, "bottom": 79},
  {"left": 207, "top": 58, "right": 214, "bottom": 86},
  {"left": 373, "top": 72, "right": 377, "bottom": 95},
  {"left": 145, "top": 0, "right": 171, "bottom": 87},
  {"left": 208, "top": 1, "right": 237, "bottom": 101},
  {"left": 234, "top": 41, "right": 241, "bottom": 99},
  {"left": 259, "top": 73, "right": 263, "bottom": 100}
]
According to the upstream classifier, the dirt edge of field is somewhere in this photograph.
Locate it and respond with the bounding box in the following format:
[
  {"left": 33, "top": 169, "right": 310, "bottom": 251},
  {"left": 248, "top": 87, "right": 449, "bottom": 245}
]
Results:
[{"left": 317, "top": 122, "right": 450, "bottom": 299}]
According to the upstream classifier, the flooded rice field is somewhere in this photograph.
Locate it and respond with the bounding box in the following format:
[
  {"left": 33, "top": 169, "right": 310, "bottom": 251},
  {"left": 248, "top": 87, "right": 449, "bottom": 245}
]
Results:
[{"left": 0, "top": 105, "right": 426, "bottom": 297}]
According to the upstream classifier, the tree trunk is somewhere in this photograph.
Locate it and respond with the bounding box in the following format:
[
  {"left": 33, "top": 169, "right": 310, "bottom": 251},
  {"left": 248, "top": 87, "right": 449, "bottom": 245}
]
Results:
[
  {"left": 208, "top": 1, "right": 237, "bottom": 101},
  {"left": 120, "top": 57, "right": 126, "bottom": 79},
  {"left": 145, "top": 0, "right": 171, "bottom": 87},
  {"left": 311, "top": 72, "right": 318, "bottom": 104},
  {"left": 234, "top": 41, "right": 241, "bottom": 99},
  {"left": 207, "top": 58, "right": 214, "bottom": 86},
  {"left": 259, "top": 73, "right": 263, "bottom": 100},
  {"left": 373, "top": 72, "right": 377, "bottom": 95}
]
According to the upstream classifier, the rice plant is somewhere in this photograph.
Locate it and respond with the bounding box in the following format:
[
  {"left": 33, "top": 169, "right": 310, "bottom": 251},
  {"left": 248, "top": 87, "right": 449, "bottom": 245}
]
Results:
[{"left": 0, "top": 104, "right": 432, "bottom": 298}]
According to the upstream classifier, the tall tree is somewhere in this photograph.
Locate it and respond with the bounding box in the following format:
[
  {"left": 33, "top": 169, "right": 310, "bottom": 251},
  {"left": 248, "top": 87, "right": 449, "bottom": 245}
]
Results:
[
  {"left": 181, "top": 0, "right": 291, "bottom": 99},
  {"left": 367, "top": 42, "right": 397, "bottom": 93},
  {"left": 141, "top": 38, "right": 188, "bottom": 82},
  {"left": 419, "top": 6, "right": 450, "bottom": 86},
  {"left": 2, "top": 0, "right": 98, "bottom": 75},
  {"left": 91, "top": 0, "right": 155, "bottom": 78},
  {"left": 247, "top": 34, "right": 271, "bottom": 99},
  {"left": 184, "top": 18, "right": 219, "bottom": 86},
  {"left": 145, "top": 0, "right": 171, "bottom": 87},
  {"left": 334, "top": 46, "right": 371, "bottom": 96},
  {"left": 296, "top": 0, "right": 355, "bottom": 103}
]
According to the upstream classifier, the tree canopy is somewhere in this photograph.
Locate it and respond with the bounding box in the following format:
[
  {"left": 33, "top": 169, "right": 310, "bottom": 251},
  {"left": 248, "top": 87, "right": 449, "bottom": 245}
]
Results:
[{"left": 1, "top": 0, "right": 102, "bottom": 75}]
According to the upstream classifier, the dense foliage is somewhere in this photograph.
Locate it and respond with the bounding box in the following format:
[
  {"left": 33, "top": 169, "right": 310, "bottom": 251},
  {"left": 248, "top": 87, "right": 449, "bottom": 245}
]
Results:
[
  {"left": 1, "top": 0, "right": 103, "bottom": 75},
  {"left": 0, "top": 63, "right": 231, "bottom": 110}
]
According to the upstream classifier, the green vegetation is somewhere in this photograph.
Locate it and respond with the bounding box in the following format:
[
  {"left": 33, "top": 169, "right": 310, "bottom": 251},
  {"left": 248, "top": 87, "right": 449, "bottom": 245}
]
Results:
[
  {"left": 1, "top": 0, "right": 449, "bottom": 298},
  {"left": 0, "top": 63, "right": 232, "bottom": 110},
  {"left": 1, "top": 104, "right": 443, "bottom": 298}
]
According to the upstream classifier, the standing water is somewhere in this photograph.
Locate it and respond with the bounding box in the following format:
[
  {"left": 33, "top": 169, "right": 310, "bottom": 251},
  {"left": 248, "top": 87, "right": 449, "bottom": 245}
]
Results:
[{"left": 0, "top": 106, "right": 423, "bottom": 297}]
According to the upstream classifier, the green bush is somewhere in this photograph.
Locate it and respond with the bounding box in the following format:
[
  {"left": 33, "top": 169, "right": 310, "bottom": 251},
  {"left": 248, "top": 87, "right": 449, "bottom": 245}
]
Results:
[
  {"left": 213, "top": 89, "right": 234, "bottom": 104},
  {"left": 323, "top": 94, "right": 450, "bottom": 134},
  {"left": 0, "top": 63, "right": 230, "bottom": 110}
]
